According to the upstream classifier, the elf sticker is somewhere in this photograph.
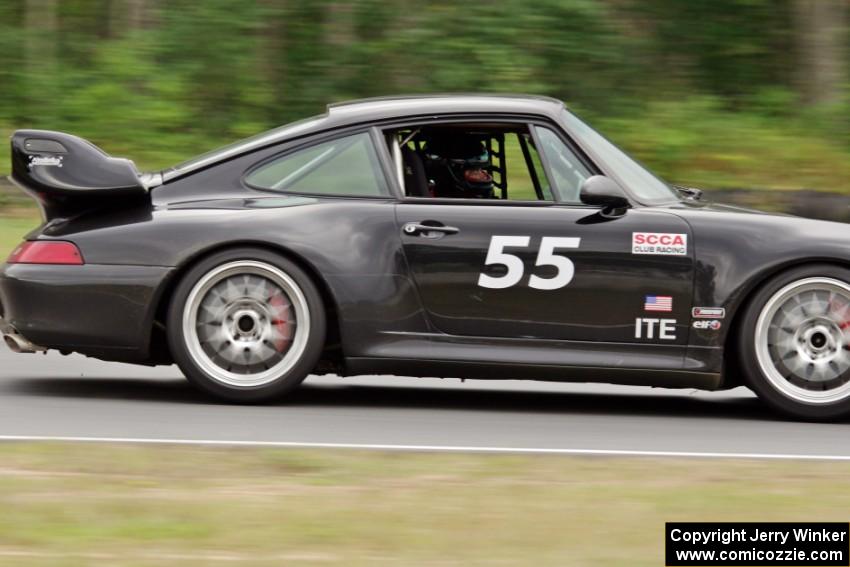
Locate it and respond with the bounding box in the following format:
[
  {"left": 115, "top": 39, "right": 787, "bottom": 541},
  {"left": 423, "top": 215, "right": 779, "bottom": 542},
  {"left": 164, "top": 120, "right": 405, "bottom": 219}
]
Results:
[{"left": 632, "top": 232, "right": 687, "bottom": 256}]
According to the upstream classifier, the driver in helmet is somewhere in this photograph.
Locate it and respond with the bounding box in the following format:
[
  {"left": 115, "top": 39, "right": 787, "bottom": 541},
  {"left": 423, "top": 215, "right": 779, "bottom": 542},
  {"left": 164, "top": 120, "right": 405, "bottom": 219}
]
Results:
[{"left": 422, "top": 134, "right": 495, "bottom": 199}]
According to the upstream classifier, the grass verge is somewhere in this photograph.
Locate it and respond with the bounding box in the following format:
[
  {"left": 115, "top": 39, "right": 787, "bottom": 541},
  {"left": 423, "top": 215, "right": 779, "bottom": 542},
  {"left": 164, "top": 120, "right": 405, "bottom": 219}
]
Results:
[
  {"left": 1, "top": 443, "right": 849, "bottom": 566},
  {"left": 0, "top": 212, "right": 40, "bottom": 259}
]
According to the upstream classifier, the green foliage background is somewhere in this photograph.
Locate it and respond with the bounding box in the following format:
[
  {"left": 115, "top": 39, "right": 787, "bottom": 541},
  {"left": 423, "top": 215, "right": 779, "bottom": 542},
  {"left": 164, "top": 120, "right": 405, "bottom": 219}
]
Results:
[{"left": 1, "top": 0, "right": 850, "bottom": 192}]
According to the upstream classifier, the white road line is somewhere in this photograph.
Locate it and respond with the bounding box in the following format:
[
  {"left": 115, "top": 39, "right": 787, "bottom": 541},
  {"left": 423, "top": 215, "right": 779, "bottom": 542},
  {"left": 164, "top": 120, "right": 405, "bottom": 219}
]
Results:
[{"left": 0, "top": 434, "right": 848, "bottom": 461}]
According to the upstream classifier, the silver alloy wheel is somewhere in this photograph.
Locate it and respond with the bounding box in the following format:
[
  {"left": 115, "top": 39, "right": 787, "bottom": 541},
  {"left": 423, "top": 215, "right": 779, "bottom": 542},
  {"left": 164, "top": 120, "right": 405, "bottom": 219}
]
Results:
[
  {"left": 182, "top": 260, "right": 310, "bottom": 387},
  {"left": 755, "top": 277, "right": 850, "bottom": 404}
]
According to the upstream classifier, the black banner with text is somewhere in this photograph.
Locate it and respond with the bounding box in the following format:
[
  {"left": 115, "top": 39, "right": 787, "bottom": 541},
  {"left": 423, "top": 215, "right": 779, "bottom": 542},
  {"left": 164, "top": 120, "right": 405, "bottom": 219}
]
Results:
[{"left": 666, "top": 522, "right": 849, "bottom": 566}]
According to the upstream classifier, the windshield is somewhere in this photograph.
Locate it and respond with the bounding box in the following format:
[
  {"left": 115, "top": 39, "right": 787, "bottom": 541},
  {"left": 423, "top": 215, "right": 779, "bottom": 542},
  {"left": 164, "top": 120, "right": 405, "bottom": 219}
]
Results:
[{"left": 560, "top": 109, "right": 677, "bottom": 203}]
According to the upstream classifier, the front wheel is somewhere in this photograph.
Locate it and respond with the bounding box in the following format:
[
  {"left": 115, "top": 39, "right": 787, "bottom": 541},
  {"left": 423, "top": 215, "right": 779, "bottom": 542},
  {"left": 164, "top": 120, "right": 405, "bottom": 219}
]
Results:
[
  {"left": 740, "top": 264, "right": 850, "bottom": 420},
  {"left": 167, "top": 248, "right": 326, "bottom": 403}
]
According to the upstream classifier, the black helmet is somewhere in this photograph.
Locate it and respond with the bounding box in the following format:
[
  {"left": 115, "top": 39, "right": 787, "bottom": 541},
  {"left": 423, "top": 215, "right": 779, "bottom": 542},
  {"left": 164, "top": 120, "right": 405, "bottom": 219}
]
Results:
[{"left": 422, "top": 134, "right": 494, "bottom": 198}]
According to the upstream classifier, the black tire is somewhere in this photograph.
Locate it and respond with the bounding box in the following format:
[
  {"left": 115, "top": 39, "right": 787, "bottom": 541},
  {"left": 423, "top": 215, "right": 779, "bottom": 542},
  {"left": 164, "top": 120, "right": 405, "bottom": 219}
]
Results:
[
  {"left": 167, "top": 247, "right": 326, "bottom": 403},
  {"left": 738, "top": 263, "right": 850, "bottom": 421}
]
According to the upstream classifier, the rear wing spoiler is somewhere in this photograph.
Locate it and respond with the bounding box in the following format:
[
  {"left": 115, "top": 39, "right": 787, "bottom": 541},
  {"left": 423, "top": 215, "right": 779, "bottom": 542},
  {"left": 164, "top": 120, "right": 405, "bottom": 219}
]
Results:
[{"left": 10, "top": 129, "right": 152, "bottom": 221}]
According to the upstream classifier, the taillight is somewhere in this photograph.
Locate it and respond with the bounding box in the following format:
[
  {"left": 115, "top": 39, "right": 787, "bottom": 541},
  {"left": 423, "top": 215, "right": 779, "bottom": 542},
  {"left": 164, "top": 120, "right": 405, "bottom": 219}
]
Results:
[{"left": 7, "top": 241, "right": 84, "bottom": 265}]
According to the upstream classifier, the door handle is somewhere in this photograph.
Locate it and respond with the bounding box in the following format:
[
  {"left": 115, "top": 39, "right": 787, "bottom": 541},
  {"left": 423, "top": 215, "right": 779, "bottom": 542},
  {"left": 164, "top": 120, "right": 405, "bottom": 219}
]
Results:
[{"left": 402, "top": 222, "right": 460, "bottom": 238}]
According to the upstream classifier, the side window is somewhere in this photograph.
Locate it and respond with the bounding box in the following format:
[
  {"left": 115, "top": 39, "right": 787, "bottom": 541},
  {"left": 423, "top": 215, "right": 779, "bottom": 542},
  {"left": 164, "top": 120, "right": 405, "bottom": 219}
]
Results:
[
  {"left": 513, "top": 132, "right": 554, "bottom": 201},
  {"left": 534, "top": 126, "right": 591, "bottom": 204},
  {"left": 246, "top": 132, "right": 389, "bottom": 197},
  {"left": 502, "top": 133, "right": 553, "bottom": 201},
  {"left": 389, "top": 124, "right": 554, "bottom": 202}
]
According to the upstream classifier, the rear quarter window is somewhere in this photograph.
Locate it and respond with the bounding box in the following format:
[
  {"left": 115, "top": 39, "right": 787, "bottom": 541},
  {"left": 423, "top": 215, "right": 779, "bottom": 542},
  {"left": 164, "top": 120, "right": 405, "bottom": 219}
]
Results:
[{"left": 246, "top": 132, "right": 389, "bottom": 197}]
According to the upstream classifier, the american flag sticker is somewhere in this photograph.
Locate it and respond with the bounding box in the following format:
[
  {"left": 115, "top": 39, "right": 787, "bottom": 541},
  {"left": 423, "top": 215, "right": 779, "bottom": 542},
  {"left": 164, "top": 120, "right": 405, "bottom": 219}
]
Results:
[{"left": 644, "top": 295, "right": 673, "bottom": 312}]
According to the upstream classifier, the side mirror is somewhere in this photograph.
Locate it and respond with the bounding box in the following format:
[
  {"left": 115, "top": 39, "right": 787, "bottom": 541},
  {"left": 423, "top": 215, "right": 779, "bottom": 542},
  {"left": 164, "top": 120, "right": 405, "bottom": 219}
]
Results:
[{"left": 579, "top": 175, "right": 630, "bottom": 217}]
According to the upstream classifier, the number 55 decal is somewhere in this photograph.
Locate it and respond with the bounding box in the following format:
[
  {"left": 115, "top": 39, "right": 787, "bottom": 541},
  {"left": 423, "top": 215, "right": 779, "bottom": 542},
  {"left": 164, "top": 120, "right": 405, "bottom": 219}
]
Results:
[{"left": 477, "top": 236, "right": 581, "bottom": 290}]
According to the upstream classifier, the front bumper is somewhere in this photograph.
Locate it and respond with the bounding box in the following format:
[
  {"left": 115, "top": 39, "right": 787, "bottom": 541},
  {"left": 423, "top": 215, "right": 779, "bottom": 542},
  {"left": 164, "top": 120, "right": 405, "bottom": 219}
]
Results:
[{"left": 0, "top": 262, "right": 173, "bottom": 358}]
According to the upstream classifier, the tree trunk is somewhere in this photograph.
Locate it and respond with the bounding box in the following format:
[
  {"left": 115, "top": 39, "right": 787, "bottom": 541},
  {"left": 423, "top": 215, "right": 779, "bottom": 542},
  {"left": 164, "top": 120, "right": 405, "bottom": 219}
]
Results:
[
  {"left": 323, "top": 1, "right": 355, "bottom": 97},
  {"left": 793, "top": 0, "right": 847, "bottom": 106},
  {"left": 24, "top": 0, "right": 57, "bottom": 123},
  {"left": 126, "top": 0, "right": 151, "bottom": 30},
  {"left": 108, "top": 0, "right": 154, "bottom": 37},
  {"left": 259, "top": 0, "right": 287, "bottom": 121}
]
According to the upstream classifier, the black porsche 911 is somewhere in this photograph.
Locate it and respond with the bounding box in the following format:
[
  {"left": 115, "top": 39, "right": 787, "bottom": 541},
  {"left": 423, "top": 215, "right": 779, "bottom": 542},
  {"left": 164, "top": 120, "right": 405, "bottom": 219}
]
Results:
[{"left": 3, "top": 94, "right": 850, "bottom": 420}]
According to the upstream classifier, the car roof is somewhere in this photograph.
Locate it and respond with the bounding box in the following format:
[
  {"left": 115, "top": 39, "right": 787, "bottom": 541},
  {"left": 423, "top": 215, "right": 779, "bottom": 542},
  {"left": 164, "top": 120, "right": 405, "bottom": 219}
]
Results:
[
  {"left": 327, "top": 93, "right": 565, "bottom": 122},
  {"left": 164, "top": 94, "right": 565, "bottom": 181}
]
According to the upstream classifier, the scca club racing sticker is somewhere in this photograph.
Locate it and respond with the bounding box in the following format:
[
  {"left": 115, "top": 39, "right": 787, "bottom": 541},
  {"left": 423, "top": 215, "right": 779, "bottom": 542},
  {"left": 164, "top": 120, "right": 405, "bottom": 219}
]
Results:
[{"left": 632, "top": 232, "right": 687, "bottom": 256}]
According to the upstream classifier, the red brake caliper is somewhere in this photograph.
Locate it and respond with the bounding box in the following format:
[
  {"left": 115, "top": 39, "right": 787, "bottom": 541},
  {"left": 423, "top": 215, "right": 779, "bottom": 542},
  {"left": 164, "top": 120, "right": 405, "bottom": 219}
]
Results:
[{"left": 829, "top": 298, "right": 850, "bottom": 350}]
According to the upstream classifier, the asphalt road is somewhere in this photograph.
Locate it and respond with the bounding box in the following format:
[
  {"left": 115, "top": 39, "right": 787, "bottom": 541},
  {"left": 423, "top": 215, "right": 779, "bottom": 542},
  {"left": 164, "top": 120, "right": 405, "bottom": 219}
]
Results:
[{"left": 0, "top": 347, "right": 848, "bottom": 458}]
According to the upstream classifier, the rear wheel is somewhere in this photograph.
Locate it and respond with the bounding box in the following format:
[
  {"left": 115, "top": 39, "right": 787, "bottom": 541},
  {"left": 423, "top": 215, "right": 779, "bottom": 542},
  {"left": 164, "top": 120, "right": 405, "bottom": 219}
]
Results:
[
  {"left": 167, "top": 248, "right": 325, "bottom": 402},
  {"left": 740, "top": 264, "right": 850, "bottom": 420}
]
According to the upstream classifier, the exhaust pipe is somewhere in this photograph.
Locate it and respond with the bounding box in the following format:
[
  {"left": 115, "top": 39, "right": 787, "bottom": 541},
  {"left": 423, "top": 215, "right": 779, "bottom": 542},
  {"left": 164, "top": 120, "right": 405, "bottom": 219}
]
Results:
[
  {"left": 0, "top": 317, "right": 46, "bottom": 354},
  {"left": 3, "top": 331, "right": 46, "bottom": 354}
]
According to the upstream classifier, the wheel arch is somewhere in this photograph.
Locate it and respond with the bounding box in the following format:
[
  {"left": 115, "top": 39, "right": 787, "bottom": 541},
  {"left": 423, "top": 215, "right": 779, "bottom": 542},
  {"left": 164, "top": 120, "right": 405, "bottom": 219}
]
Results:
[
  {"left": 148, "top": 240, "right": 344, "bottom": 370},
  {"left": 722, "top": 257, "right": 850, "bottom": 387}
]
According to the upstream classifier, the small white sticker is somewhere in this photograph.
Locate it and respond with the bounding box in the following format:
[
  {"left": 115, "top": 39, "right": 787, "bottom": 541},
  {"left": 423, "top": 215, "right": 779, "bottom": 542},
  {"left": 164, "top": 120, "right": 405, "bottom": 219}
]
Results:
[
  {"left": 692, "top": 307, "right": 725, "bottom": 319},
  {"left": 634, "top": 318, "right": 677, "bottom": 340},
  {"left": 29, "top": 155, "right": 63, "bottom": 167},
  {"left": 692, "top": 320, "right": 722, "bottom": 330},
  {"left": 632, "top": 232, "right": 687, "bottom": 256}
]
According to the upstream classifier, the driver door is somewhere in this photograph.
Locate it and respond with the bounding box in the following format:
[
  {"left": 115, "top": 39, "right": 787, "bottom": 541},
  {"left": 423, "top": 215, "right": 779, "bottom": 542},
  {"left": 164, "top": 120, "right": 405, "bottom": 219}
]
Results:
[{"left": 393, "top": 122, "right": 694, "bottom": 346}]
